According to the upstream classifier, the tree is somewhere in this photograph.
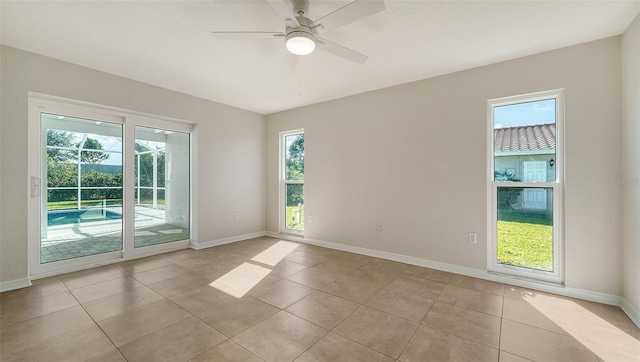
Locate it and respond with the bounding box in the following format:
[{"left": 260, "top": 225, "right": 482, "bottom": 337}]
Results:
[
  {"left": 285, "top": 134, "right": 304, "bottom": 181},
  {"left": 289, "top": 135, "right": 304, "bottom": 161},
  {"left": 46, "top": 130, "right": 117, "bottom": 203},
  {"left": 46, "top": 130, "right": 77, "bottom": 202},
  {"left": 47, "top": 130, "right": 76, "bottom": 162},
  {"left": 495, "top": 171, "right": 522, "bottom": 210},
  {"left": 81, "top": 170, "right": 123, "bottom": 201},
  {"left": 286, "top": 134, "right": 304, "bottom": 205},
  {"left": 47, "top": 157, "right": 78, "bottom": 202},
  {"left": 81, "top": 138, "right": 110, "bottom": 164},
  {"left": 136, "top": 150, "right": 165, "bottom": 187}
]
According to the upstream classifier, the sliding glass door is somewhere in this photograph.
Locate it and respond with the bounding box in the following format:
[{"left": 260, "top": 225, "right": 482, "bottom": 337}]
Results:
[
  {"left": 42, "top": 114, "right": 123, "bottom": 263},
  {"left": 29, "top": 97, "right": 192, "bottom": 275},
  {"left": 134, "top": 126, "right": 190, "bottom": 248}
]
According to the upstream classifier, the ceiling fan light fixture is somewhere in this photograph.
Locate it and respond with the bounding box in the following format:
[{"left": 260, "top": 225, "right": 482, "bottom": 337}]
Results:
[{"left": 285, "top": 30, "right": 316, "bottom": 55}]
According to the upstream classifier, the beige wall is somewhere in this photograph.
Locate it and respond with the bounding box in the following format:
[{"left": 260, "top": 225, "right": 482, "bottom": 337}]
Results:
[
  {"left": 1, "top": 32, "right": 633, "bottom": 302},
  {"left": 0, "top": 45, "right": 266, "bottom": 283},
  {"left": 622, "top": 14, "right": 640, "bottom": 315},
  {"left": 267, "top": 37, "right": 623, "bottom": 296}
]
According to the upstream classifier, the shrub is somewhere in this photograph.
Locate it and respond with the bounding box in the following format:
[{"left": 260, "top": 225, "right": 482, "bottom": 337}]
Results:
[{"left": 495, "top": 171, "right": 521, "bottom": 210}]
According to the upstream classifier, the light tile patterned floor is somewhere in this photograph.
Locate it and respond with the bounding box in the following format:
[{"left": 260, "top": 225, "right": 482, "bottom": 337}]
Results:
[{"left": 1, "top": 236, "right": 639, "bottom": 362}]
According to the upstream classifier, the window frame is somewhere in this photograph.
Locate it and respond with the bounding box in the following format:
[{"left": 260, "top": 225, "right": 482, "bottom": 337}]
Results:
[
  {"left": 279, "top": 129, "right": 305, "bottom": 235},
  {"left": 486, "top": 89, "right": 564, "bottom": 284}
]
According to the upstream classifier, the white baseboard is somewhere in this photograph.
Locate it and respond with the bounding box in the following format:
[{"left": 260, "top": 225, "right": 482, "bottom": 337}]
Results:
[
  {"left": 265, "top": 232, "right": 622, "bottom": 307},
  {"left": 191, "top": 231, "right": 266, "bottom": 250},
  {"left": 266, "top": 231, "right": 305, "bottom": 243},
  {"left": 0, "top": 277, "right": 32, "bottom": 292},
  {"left": 620, "top": 297, "right": 640, "bottom": 329}
]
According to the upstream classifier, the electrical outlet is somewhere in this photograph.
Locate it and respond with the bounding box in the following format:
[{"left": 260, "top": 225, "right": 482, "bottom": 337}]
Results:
[
  {"left": 234, "top": 212, "right": 239, "bottom": 221},
  {"left": 308, "top": 214, "right": 313, "bottom": 223},
  {"left": 376, "top": 223, "right": 383, "bottom": 232},
  {"left": 468, "top": 232, "right": 477, "bottom": 244}
]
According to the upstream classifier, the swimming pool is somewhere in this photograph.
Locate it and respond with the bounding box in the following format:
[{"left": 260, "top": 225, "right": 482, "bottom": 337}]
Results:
[{"left": 47, "top": 209, "right": 122, "bottom": 227}]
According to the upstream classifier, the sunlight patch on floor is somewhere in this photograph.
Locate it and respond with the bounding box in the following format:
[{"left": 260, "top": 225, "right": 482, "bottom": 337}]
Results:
[
  {"left": 209, "top": 262, "right": 271, "bottom": 298},
  {"left": 210, "top": 240, "right": 300, "bottom": 297},
  {"left": 250, "top": 240, "right": 299, "bottom": 266},
  {"left": 526, "top": 295, "right": 640, "bottom": 360}
]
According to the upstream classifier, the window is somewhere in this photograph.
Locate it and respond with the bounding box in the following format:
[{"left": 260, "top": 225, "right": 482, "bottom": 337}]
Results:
[
  {"left": 488, "top": 90, "right": 564, "bottom": 283},
  {"left": 281, "top": 130, "right": 304, "bottom": 233}
]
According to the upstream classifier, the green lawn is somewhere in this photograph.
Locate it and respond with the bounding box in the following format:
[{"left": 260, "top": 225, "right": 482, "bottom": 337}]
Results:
[
  {"left": 286, "top": 205, "right": 304, "bottom": 231},
  {"left": 497, "top": 211, "right": 553, "bottom": 271},
  {"left": 48, "top": 199, "right": 123, "bottom": 210}
]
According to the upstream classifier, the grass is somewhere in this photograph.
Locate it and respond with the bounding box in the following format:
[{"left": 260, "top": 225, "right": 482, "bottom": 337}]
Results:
[
  {"left": 286, "top": 205, "right": 304, "bottom": 231},
  {"left": 48, "top": 199, "right": 123, "bottom": 210},
  {"left": 137, "top": 200, "right": 166, "bottom": 206},
  {"left": 497, "top": 210, "right": 553, "bottom": 271}
]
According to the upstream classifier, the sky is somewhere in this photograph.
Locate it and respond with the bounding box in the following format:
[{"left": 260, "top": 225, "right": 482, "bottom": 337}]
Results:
[
  {"left": 46, "top": 114, "right": 175, "bottom": 167},
  {"left": 50, "top": 131, "right": 168, "bottom": 166},
  {"left": 66, "top": 131, "right": 124, "bottom": 166},
  {"left": 494, "top": 99, "right": 556, "bottom": 129}
]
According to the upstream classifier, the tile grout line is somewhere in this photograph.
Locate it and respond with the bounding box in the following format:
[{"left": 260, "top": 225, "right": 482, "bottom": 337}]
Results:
[
  {"left": 436, "top": 284, "right": 507, "bottom": 319},
  {"left": 420, "top": 280, "right": 504, "bottom": 353},
  {"left": 68, "top": 260, "right": 207, "bottom": 361},
  {"left": 395, "top": 301, "right": 435, "bottom": 361},
  {"left": 502, "top": 317, "right": 590, "bottom": 338},
  {"left": 65, "top": 280, "right": 129, "bottom": 362},
  {"left": 293, "top": 288, "right": 398, "bottom": 360},
  {"left": 282, "top": 258, "right": 502, "bottom": 360},
  {"left": 134, "top": 249, "right": 274, "bottom": 361},
  {"left": 283, "top": 262, "right": 400, "bottom": 360},
  {"left": 0, "top": 278, "right": 79, "bottom": 328},
  {"left": 289, "top": 323, "right": 331, "bottom": 361}
]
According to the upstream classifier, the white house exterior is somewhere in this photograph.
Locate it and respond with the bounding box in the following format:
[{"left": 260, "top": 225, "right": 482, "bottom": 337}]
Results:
[{"left": 494, "top": 123, "right": 555, "bottom": 211}]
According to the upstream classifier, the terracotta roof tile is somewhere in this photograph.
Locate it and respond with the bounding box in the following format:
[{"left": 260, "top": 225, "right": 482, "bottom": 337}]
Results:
[{"left": 494, "top": 123, "right": 555, "bottom": 152}]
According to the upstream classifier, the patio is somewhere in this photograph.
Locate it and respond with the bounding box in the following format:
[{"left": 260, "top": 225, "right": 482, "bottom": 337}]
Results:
[{"left": 41, "top": 206, "right": 189, "bottom": 263}]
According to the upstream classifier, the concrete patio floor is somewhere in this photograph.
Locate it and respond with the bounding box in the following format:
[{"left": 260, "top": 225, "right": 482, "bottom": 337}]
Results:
[{"left": 41, "top": 206, "right": 189, "bottom": 263}]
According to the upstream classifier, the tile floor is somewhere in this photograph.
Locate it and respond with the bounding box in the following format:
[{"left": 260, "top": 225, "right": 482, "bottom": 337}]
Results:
[{"left": 1, "top": 236, "right": 638, "bottom": 362}]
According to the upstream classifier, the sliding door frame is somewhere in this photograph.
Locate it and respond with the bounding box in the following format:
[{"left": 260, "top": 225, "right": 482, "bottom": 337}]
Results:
[{"left": 28, "top": 93, "right": 194, "bottom": 278}]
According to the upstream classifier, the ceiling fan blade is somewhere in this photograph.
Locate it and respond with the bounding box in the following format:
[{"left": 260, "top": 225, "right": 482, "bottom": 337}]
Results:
[
  {"left": 282, "top": 53, "right": 300, "bottom": 73},
  {"left": 316, "top": 38, "right": 368, "bottom": 64},
  {"left": 212, "top": 31, "right": 284, "bottom": 40},
  {"left": 266, "top": 0, "right": 300, "bottom": 27},
  {"left": 311, "top": 0, "right": 385, "bottom": 34}
]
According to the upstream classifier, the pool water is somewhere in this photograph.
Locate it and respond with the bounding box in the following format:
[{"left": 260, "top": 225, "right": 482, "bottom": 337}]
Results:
[{"left": 47, "top": 209, "right": 122, "bottom": 227}]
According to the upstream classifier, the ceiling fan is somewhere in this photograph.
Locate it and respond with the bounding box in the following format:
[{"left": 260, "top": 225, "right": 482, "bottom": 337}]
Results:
[{"left": 212, "top": 0, "right": 385, "bottom": 72}]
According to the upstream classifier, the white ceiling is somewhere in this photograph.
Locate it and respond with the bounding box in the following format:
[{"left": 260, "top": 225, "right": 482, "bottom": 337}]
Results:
[{"left": 1, "top": 1, "right": 639, "bottom": 114}]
